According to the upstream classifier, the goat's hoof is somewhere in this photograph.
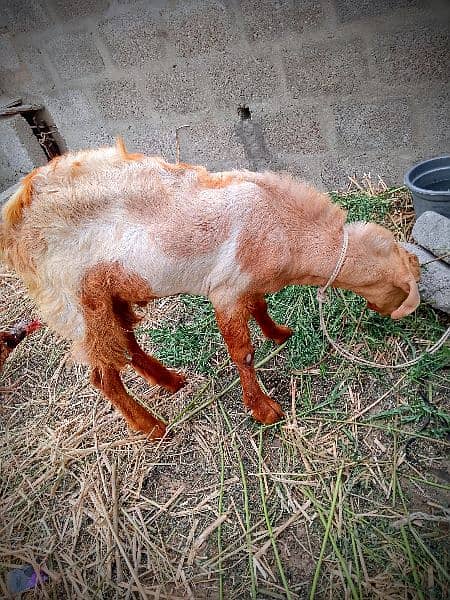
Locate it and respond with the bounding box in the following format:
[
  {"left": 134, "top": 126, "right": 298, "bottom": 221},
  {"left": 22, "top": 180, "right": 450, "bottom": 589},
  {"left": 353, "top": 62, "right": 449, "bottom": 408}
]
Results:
[
  {"left": 248, "top": 394, "right": 284, "bottom": 425},
  {"left": 272, "top": 325, "right": 293, "bottom": 345},
  {"left": 130, "top": 414, "right": 167, "bottom": 439},
  {"left": 165, "top": 371, "right": 187, "bottom": 394}
]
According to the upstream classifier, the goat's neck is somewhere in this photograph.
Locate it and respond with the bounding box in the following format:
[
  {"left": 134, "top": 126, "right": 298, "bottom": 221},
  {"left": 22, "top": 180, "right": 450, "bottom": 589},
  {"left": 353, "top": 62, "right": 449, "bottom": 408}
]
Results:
[{"left": 288, "top": 224, "right": 367, "bottom": 293}]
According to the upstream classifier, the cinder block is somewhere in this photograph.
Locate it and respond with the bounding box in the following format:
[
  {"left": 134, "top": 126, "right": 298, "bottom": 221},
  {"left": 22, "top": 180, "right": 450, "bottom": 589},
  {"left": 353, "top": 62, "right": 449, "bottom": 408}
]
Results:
[
  {"left": 238, "top": 0, "right": 324, "bottom": 40},
  {"left": 0, "top": 35, "right": 20, "bottom": 71},
  {"left": 0, "top": 0, "right": 53, "bottom": 33},
  {"left": 40, "top": 89, "right": 97, "bottom": 128},
  {"left": 334, "top": 98, "right": 412, "bottom": 151},
  {"left": 335, "top": 0, "right": 425, "bottom": 22},
  {"left": 45, "top": 32, "right": 105, "bottom": 80},
  {"left": 145, "top": 60, "right": 212, "bottom": 115},
  {"left": 177, "top": 120, "right": 247, "bottom": 168},
  {"left": 118, "top": 122, "right": 177, "bottom": 162},
  {"left": 372, "top": 27, "right": 450, "bottom": 84},
  {"left": 283, "top": 38, "right": 368, "bottom": 96},
  {"left": 98, "top": 11, "right": 167, "bottom": 69},
  {"left": 206, "top": 157, "right": 251, "bottom": 173},
  {"left": 163, "top": 1, "right": 239, "bottom": 58},
  {"left": 277, "top": 157, "right": 324, "bottom": 188},
  {"left": 319, "top": 151, "right": 414, "bottom": 190},
  {"left": 207, "top": 49, "right": 281, "bottom": 109},
  {"left": 235, "top": 118, "right": 270, "bottom": 162},
  {"left": 257, "top": 106, "right": 327, "bottom": 155},
  {"left": 15, "top": 42, "right": 53, "bottom": 84},
  {"left": 92, "top": 79, "right": 147, "bottom": 120},
  {"left": 61, "top": 122, "right": 116, "bottom": 151},
  {"left": 0, "top": 115, "right": 47, "bottom": 184},
  {"left": 415, "top": 95, "right": 450, "bottom": 143},
  {"left": 50, "top": 0, "right": 111, "bottom": 19}
]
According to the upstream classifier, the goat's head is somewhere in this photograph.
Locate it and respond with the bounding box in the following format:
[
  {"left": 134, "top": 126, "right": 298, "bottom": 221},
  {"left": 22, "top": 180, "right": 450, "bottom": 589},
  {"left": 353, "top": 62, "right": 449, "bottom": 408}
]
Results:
[{"left": 345, "top": 222, "right": 420, "bottom": 319}]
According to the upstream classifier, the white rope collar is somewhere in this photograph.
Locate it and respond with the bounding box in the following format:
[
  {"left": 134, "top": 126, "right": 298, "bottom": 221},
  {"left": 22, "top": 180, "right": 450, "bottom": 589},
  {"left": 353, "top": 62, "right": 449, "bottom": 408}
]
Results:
[{"left": 317, "top": 228, "right": 450, "bottom": 369}]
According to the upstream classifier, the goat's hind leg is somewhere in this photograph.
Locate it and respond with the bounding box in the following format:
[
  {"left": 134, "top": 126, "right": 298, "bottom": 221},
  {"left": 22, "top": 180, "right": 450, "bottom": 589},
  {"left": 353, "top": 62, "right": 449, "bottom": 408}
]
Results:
[
  {"left": 113, "top": 297, "right": 186, "bottom": 393},
  {"left": 91, "top": 366, "right": 166, "bottom": 437},
  {"left": 127, "top": 332, "right": 186, "bottom": 393},
  {"left": 80, "top": 262, "right": 172, "bottom": 436},
  {"left": 248, "top": 296, "right": 293, "bottom": 344}
]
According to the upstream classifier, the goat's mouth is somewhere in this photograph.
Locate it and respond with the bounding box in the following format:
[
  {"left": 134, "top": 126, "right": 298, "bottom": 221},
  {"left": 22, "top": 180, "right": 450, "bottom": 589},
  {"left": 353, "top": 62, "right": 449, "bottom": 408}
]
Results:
[{"left": 367, "top": 302, "right": 390, "bottom": 316}]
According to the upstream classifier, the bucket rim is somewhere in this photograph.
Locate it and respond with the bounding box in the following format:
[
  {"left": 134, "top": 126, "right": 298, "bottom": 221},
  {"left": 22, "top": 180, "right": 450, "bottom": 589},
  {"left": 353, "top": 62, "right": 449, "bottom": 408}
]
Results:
[{"left": 404, "top": 155, "right": 450, "bottom": 197}]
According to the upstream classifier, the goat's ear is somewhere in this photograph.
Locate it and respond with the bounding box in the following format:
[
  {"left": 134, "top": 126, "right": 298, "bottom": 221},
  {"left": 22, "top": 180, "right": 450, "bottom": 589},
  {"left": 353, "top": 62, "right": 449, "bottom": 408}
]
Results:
[
  {"left": 390, "top": 278, "right": 420, "bottom": 319},
  {"left": 407, "top": 252, "right": 420, "bottom": 280}
]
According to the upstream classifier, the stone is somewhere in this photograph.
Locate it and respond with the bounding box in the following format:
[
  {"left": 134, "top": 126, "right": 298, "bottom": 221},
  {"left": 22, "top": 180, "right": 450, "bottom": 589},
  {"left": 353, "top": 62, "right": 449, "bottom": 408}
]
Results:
[
  {"left": 0, "top": 35, "right": 20, "bottom": 71},
  {"left": 320, "top": 151, "right": 414, "bottom": 190},
  {"left": 177, "top": 120, "right": 246, "bottom": 168},
  {"left": 412, "top": 211, "right": 450, "bottom": 264},
  {"left": 0, "top": 0, "right": 53, "bottom": 33},
  {"left": 51, "top": 0, "right": 111, "bottom": 19},
  {"left": 61, "top": 122, "right": 116, "bottom": 151},
  {"left": 402, "top": 242, "right": 450, "bottom": 314},
  {"left": 257, "top": 105, "right": 327, "bottom": 155},
  {"left": 40, "top": 89, "right": 97, "bottom": 128}
]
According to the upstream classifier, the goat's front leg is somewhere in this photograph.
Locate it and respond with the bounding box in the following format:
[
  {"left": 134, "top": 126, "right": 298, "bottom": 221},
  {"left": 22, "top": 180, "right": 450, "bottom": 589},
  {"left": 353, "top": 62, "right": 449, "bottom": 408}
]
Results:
[
  {"left": 248, "top": 295, "right": 293, "bottom": 345},
  {"left": 214, "top": 302, "right": 284, "bottom": 425}
]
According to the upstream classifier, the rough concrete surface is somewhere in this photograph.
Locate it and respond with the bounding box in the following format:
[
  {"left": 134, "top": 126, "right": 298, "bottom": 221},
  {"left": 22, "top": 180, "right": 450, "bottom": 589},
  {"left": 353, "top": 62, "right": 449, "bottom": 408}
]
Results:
[
  {"left": 0, "top": 115, "right": 47, "bottom": 187},
  {"left": 412, "top": 211, "right": 450, "bottom": 265},
  {"left": 403, "top": 242, "right": 450, "bottom": 314},
  {"left": 1, "top": 0, "right": 450, "bottom": 191}
]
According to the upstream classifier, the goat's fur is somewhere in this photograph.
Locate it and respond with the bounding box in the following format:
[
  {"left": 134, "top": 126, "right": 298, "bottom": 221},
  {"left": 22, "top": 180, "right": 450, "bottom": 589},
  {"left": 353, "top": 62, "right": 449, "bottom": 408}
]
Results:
[{"left": 1, "top": 141, "right": 420, "bottom": 436}]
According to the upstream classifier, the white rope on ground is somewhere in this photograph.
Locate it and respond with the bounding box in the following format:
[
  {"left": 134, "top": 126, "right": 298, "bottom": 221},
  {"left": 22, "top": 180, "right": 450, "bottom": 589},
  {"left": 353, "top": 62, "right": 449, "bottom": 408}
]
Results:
[{"left": 317, "top": 228, "right": 450, "bottom": 369}]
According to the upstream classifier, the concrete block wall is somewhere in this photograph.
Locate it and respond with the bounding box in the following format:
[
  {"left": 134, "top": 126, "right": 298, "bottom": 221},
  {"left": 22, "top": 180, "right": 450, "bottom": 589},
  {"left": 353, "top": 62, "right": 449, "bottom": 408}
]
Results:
[{"left": 0, "top": 0, "right": 449, "bottom": 191}]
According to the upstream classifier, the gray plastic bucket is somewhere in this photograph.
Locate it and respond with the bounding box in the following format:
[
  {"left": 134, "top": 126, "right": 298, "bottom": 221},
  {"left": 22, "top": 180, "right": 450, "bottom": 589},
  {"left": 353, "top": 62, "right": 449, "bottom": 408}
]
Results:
[{"left": 404, "top": 155, "right": 450, "bottom": 219}]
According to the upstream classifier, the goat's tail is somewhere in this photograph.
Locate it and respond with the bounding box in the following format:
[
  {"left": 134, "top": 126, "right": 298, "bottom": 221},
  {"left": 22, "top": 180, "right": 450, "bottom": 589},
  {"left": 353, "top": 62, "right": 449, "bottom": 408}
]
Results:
[{"left": 1, "top": 169, "right": 37, "bottom": 228}]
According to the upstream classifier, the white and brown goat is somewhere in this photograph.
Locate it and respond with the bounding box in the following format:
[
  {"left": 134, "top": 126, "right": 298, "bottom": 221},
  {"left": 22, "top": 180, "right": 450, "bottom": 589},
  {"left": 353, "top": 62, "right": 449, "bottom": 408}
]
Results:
[{"left": 0, "top": 140, "right": 420, "bottom": 437}]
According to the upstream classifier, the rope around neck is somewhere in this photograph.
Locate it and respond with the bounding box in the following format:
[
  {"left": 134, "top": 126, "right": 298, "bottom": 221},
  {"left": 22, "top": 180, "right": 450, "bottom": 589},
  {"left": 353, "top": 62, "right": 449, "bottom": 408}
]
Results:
[{"left": 317, "top": 229, "right": 450, "bottom": 369}]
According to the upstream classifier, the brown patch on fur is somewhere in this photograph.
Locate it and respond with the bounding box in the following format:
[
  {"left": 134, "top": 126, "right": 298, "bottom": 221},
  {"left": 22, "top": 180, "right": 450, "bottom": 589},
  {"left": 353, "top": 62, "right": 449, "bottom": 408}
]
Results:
[
  {"left": 153, "top": 157, "right": 239, "bottom": 189},
  {"left": 159, "top": 211, "right": 231, "bottom": 259},
  {"left": 152, "top": 157, "right": 193, "bottom": 172},
  {"left": 2, "top": 169, "right": 39, "bottom": 226},
  {"left": 236, "top": 173, "right": 347, "bottom": 289},
  {"left": 80, "top": 261, "right": 185, "bottom": 433},
  {"left": 80, "top": 261, "right": 154, "bottom": 368},
  {"left": 70, "top": 160, "right": 82, "bottom": 176},
  {"left": 196, "top": 168, "right": 238, "bottom": 189},
  {"left": 116, "top": 137, "right": 145, "bottom": 161}
]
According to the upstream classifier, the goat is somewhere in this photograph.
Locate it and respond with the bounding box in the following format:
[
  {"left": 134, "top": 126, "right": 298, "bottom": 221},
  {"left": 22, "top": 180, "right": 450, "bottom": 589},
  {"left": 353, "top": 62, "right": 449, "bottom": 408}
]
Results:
[{"left": 0, "top": 140, "right": 420, "bottom": 437}]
